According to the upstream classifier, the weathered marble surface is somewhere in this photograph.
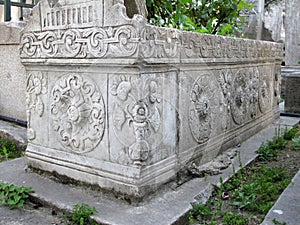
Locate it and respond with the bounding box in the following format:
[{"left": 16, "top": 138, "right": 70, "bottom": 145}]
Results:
[
  {"left": 20, "top": 0, "right": 283, "bottom": 199},
  {"left": 0, "top": 22, "right": 27, "bottom": 121},
  {"left": 285, "top": 0, "right": 300, "bottom": 66}
]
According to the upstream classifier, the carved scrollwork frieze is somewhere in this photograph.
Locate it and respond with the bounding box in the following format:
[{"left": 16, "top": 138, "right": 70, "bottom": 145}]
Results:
[
  {"left": 21, "top": 25, "right": 139, "bottom": 58},
  {"left": 21, "top": 23, "right": 282, "bottom": 60}
]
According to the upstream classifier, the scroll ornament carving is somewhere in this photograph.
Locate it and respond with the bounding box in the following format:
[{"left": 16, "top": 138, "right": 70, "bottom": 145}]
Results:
[
  {"left": 189, "top": 75, "right": 222, "bottom": 144},
  {"left": 140, "top": 25, "right": 180, "bottom": 58},
  {"left": 182, "top": 32, "right": 283, "bottom": 60},
  {"left": 111, "top": 76, "right": 161, "bottom": 165},
  {"left": 50, "top": 74, "right": 105, "bottom": 153},
  {"left": 26, "top": 72, "right": 47, "bottom": 141},
  {"left": 21, "top": 25, "right": 138, "bottom": 58}
]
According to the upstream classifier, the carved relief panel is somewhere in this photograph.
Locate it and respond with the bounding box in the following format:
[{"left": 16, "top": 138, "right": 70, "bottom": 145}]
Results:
[
  {"left": 26, "top": 72, "right": 47, "bottom": 142},
  {"left": 258, "top": 67, "right": 272, "bottom": 113},
  {"left": 109, "top": 72, "right": 176, "bottom": 166},
  {"left": 50, "top": 73, "right": 106, "bottom": 153}
]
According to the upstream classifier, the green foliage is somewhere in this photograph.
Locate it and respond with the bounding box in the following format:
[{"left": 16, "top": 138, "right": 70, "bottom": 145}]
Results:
[
  {"left": 146, "top": 0, "right": 253, "bottom": 36},
  {"left": 222, "top": 212, "right": 249, "bottom": 225},
  {"left": 292, "top": 136, "right": 300, "bottom": 150},
  {"left": 256, "top": 143, "right": 279, "bottom": 161},
  {"left": 189, "top": 202, "right": 213, "bottom": 224},
  {"left": 256, "top": 128, "right": 286, "bottom": 161},
  {"left": 272, "top": 218, "right": 287, "bottom": 225},
  {"left": 69, "top": 203, "right": 97, "bottom": 225},
  {"left": 231, "top": 167, "right": 290, "bottom": 214},
  {"left": 0, "top": 139, "right": 22, "bottom": 162},
  {"left": 0, "top": 182, "right": 34, "bottom": 209},
  {"left": 283, "top": 127, "right": 298, "bottom": 140}
]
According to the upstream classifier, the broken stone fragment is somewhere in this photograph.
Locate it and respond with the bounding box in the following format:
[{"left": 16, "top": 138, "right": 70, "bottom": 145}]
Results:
[{"left": 188, "top": 148, "right": 239, "bottom": 177}]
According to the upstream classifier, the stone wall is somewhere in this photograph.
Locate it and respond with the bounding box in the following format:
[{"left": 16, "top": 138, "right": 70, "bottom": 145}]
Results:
[
  {"left": 20, "top": 0, "right": 283, "bottom": 199},
  {"left": 0, "top": 22, "right": 27, "bottom": 121}
]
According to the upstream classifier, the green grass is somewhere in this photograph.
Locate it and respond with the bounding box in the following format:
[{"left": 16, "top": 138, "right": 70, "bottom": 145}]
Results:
[{"left": 189, "top": 126, "right": 299, "bottom": 225}]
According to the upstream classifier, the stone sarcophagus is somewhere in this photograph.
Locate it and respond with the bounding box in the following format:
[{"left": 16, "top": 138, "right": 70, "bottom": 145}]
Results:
[{"left": 20, "top": 0, "right": 283, "bottom": 199}]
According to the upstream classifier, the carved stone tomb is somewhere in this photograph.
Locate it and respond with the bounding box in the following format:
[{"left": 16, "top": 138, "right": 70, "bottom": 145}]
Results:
[{"left": 20, "top": 0, "right": 283, "bottom": 199}]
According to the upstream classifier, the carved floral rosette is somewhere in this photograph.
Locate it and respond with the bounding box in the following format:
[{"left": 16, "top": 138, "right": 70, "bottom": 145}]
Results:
[
  {"left": 26, "top": 72, "right": 47, "bottom": 141},
  {"left": 50, "top": 74, "right": 105, "bottom": 153},
  {"left": 110, "top": 75, "right": 161, "bottom": 165},
  {"left": 189, "top": 74, "right": 224, "bottom": 144}
]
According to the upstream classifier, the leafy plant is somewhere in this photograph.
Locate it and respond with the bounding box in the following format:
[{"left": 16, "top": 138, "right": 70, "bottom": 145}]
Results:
[
  {"left": 189, "top": 202, "right": 214, "bottom": 224},
  {"left": 283, "top": 127, "right": 298, "bottom": 140},
  {"left": 0, "top": 182, "right": 34, "bottom": 209},
  {"left": 222, "top": 212, "right": 249, "bottom": 225},
  {"left": 231, "top": 167, "right": 290, "bottom": 214},
  {"left": 0, "top": 139, "right": 22, "bottom": 162},
  {"left": 146, "top": 0, "right": 253, "bottom": 36},
  {"left": 68, "top": 203, "right": 97, "bottom": 225},
  {"left": 272, "top": 218, "right": 287, "bottom": 225},
  {"left": 292, "top": 136, "right": 300, "bottom": 150},
  {"left": 256, "top": 143, "right": 279, "bottom": 161},
  {"left": 256, "top": 128, "right": 286, "bottom": 161}
]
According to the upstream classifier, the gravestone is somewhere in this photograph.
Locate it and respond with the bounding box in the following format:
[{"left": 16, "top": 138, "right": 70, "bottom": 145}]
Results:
[
  {"left": 284, "top": 71, "right": 300, "bottom": 113},
  {"left": 285, "top": 0, "right": 300, "bottom": 65},
  {"left": 20, "top": 0, "right": 283, "bottom": 200},
  {"left": 124, "top": 0, "right": 147, "bottom": 18}
]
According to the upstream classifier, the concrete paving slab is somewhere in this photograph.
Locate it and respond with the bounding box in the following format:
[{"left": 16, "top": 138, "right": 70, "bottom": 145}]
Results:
[
  {"left": 0, "top": 116, "right": 299, "bottom": 225},
  {"left": 274, "top": 116, "right": 300, "bottom": 127},
  {"left": 0, "top": 205, "right": 63, "bottom": 225}
]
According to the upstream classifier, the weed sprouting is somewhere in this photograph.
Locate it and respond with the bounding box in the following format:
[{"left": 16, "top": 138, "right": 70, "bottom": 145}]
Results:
[
  {"left": 256, "top": 127, "right": 287, "bottom": 161},
  {"left": 283, "top": 127, "right": 298, "bottom": 140},
  {"left": 272, "top": 218, "right": 287, "bottom": 225},
  {"left": 189, "top": 125, "right": 299, "bottom": 224},
  {"left": 292, "top": 136, "right": 300, "bottom": 150},
  {"left": 67, "top": 203, "right": 97, "bottom": 225},
  {"left": 0, "top": 139, "right": 22, "bottom": 162},
  {"left": 0, "top": 182, "right": 34, "bottom": 209},
  {"left": 231, "top": 166, "right": 290, "bottom": 213}
]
